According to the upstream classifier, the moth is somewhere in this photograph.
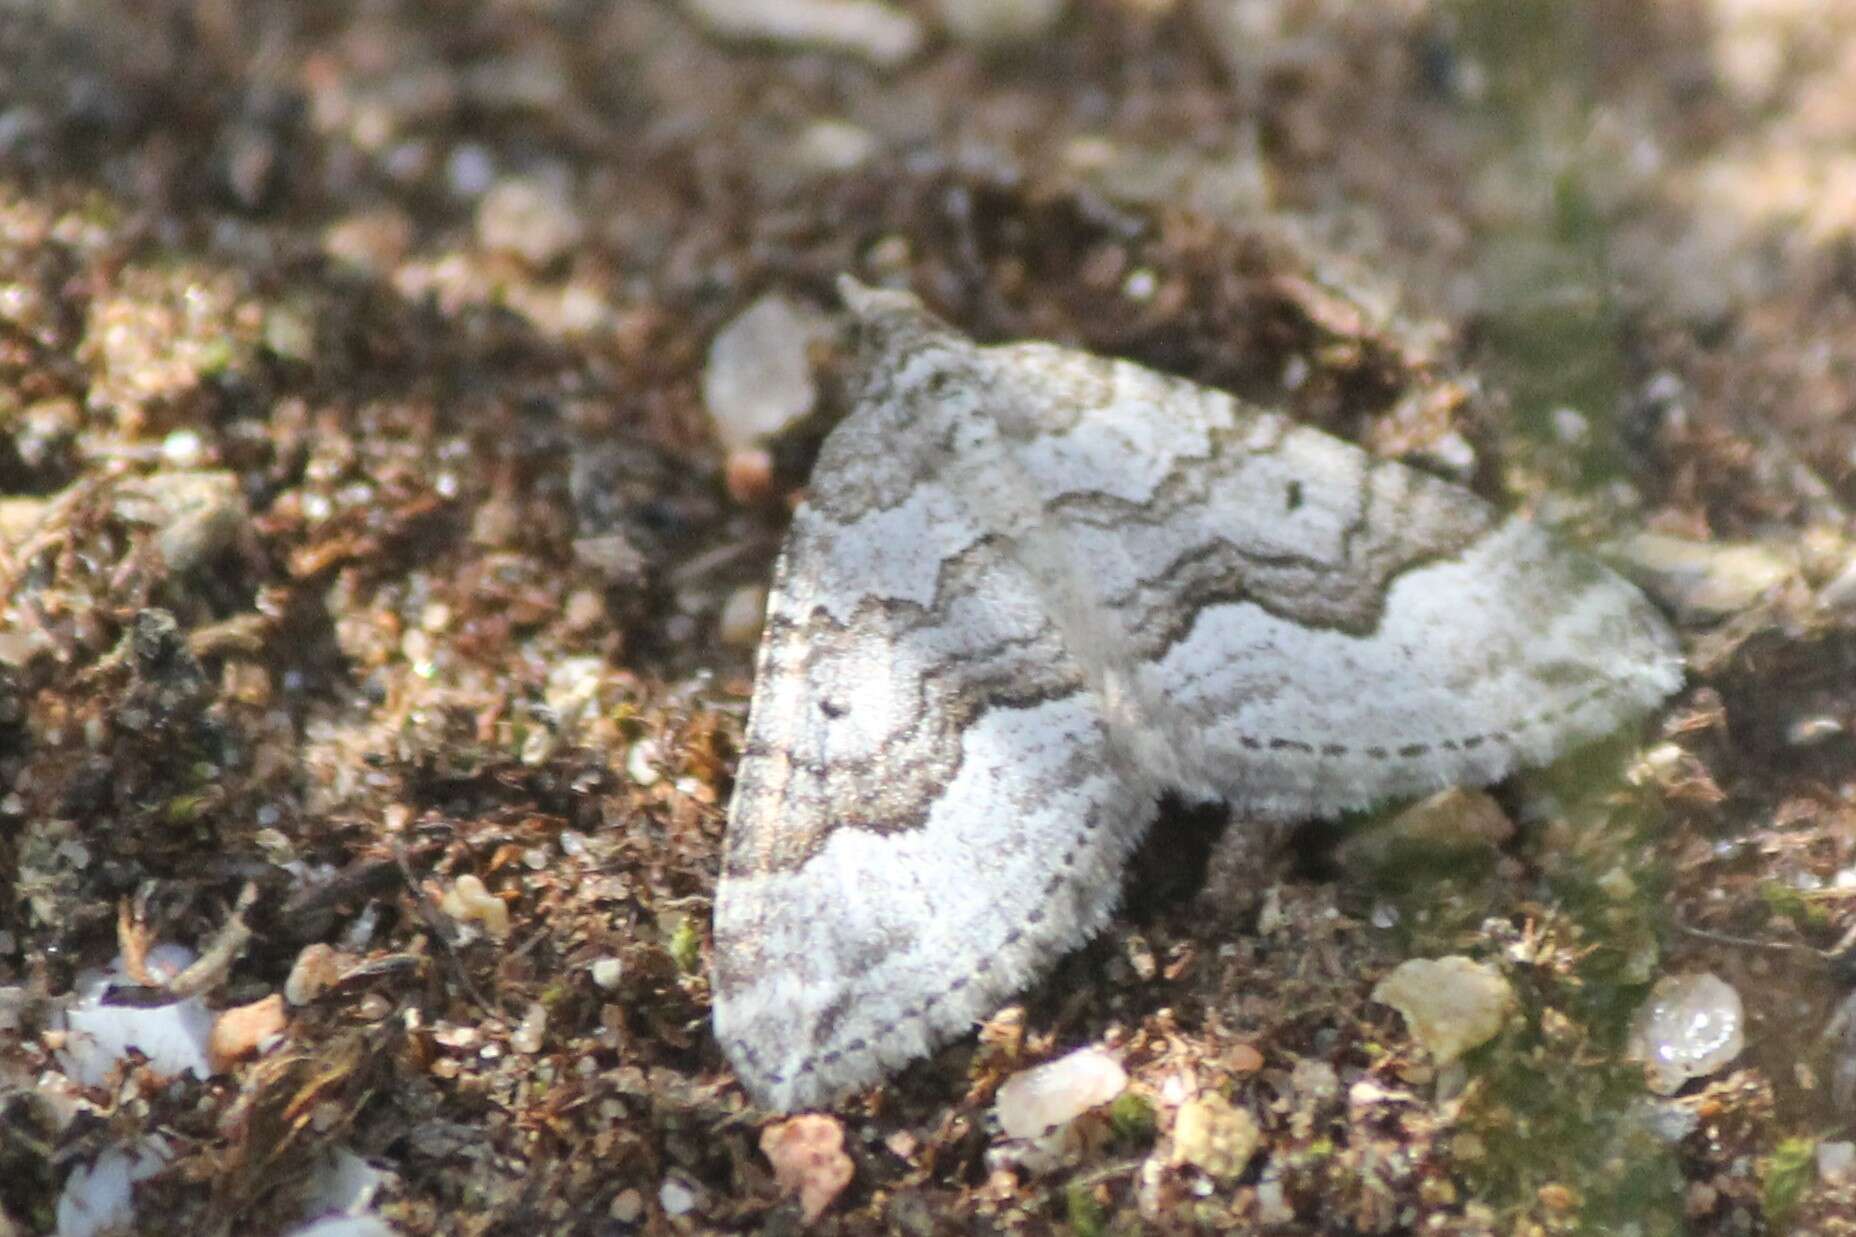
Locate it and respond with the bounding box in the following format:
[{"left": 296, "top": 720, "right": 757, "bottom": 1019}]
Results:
[{"left": 712, "top": 277, "right": 1682, "bottom": 1111}]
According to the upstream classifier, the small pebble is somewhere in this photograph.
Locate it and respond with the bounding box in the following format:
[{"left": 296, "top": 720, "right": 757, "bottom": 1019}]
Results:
[
  {"left": 590, "top": 958, "right": 623, "bottom": 990},
  {"left": 610, "top": 1189, "right": 644, "bottom": 1223},
  {"left": 789, "top": 119, "right": 879, "bottom": 174},
  {"left": 1549, "top": 406, "right": 1590, "bottom": 446},
  {"left": 437, "top": 874, "right": 510, "bottom": 941},
  {"left": 683, "top": 0, "right": 924, "bottom": 67},
  {"left": 207, "top": 995, "right": 287, "bottom": 1071},
  {"left": 446, "top": 143, "right": 497, "bottom": 198},
  {"left": 0, "top": 986, "right": 22, "bottom": 1034},
  {"left": 476, "top": 175, "right": 584, "bottom": 269},
  {"left": 511, "top": 1001, "right": 547, "bottom": 1054},
  {"left": 658, "top": 1176, "right": 698, "bottom": 1218},
  {"left": 1255, "top": 1169, "right": 1294, "bottom": 1225},
  {"left": 1341, "top": 787, "right": 1513, "bottom": 870},
  {"left": 719, "top": 584, "right": 767, "bottom": 648},
  {"left": 1613, "top": 532, "right": 1794, "bottom": 619},
  {"left": 1290, "top": 1058, "right": 1339, "bottom": 1104},
  {"left": 123, "top": 471, "right": 248, "bottom": 577},
  {"left": 322, "top": 209, "right": 413, "bottom": 276},
  {"left": 0, "top": 496, "right": 49, "bottom": 549},
  {"left": 993, "top": 1047, "right": 1128, "bottom": 1140},
  {"left": 1169, "top": 1092, "right": 1259, "bottom": 1181},
  {"left": 263, "top": 304, "right": 316, "bottom": 361},
  {"left": 723, "top": 446, "right": 776, "bottom": 505},
  {"left": 1818, "top": 1140, "right": 1855, "bottom": 1185},
  {"left": 761, "top": 1114, "right": 855, "bottom": 1222},
  {"left": 703, "top": 293, "right": 826, "bottom": 451},
  {"left": 626, "top": 740, "right": 662, "bottom": 786},
  {"left": 161, "top": 429, "right": 205, "bottom": 468},
  {"left": 1372, "top": 956, "right": 1516, "bottom": 1065},
  {"left": 1628, "top": 972, "right": 1745, "bottom": 1094},
  {"left": 1228, "top": 1043, "right": 1264, "bottom": 1074}
]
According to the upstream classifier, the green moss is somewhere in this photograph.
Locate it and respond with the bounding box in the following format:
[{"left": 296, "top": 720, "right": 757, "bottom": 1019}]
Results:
[
  {"left": 1763, "top": 1137, "right": 1817, "bottom": 1226},
  {"left": 1441, "top": 0, "right": 1642, "bottom": 500},
  {"left": 1449, "top": 734, "right": 1684, "bottom": 1229},
  {"left": 667, "top": 915, "right": 701, "bottom": 975},
  {"left": 1759, "top": 882, "right": 1830, "bottom": 929},
  {"left": 163, "top": 789, "right": 215, "bottom": 825},
  {"left": 1064, "top": 1182, "right": 1106, "bottom": 1237},
  {"left": 1108, "top": 1091, "right": 1156, "bottom": 1143}
]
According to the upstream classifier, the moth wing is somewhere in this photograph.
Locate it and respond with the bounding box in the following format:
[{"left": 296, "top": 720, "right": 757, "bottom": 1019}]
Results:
[
  {"left": 712, "top": 499, "right": 1157, "bottom": 1111},
  {"left": 984, "top": 343, "right": 1683, "bottom": 820}
]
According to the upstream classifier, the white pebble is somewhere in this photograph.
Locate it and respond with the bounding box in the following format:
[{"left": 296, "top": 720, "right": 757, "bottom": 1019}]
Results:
[
  {"left": 1255, "top": 1170, "right": 1294, "bottom": 1225},
  {"left": 446, "top": 143, "right": 496, "bottom": 198},
  {"left": 658, "top": 1176, "right": 698, "bottom": 1217},
  {"left": 59, "top": 946, "right": 215, "bottom": 1086},
  {"left": 1819, "top": 1140, "right": 1856, "bottom": 1185},
  {"left": 702, "top": 293, "right": 826, "bottom": 451},
  {"left": 55, "top": 1141, "right": 171, "bottom": 1237},
  {"left": 1549, "top": 406, "right": 1590, "bottom": 446},
  {"left": 626, "top": 740, "right": 662, "bottom": 787},
  {"left": 161, "top": 429, "right": 205, "bottom": 468},
  {"left": 511, "top": 1002, "right": 547, "bottom": 1054},
  {"left": 993, "top": 1047, "right": 1127, "bottom": 1140},
  {"left": 790, "top": 119, "right": 878, "bottom": 174},
  {"left": 683, "top": 0, "right": 923, "bottom": 67},
  {"left": 1628, "top": 972, "right": 1744, "bottom": 1094}
]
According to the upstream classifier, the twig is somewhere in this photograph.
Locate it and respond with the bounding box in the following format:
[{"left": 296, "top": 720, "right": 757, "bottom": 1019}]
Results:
[
  {"left": 163, "top": 883, "right": 259, "bottom": 998},
  {"left": 393, "top": 839, "right": 495, "bottom": 1016},
  {"left": 1673, "top": 914, "right": 1832, "bottom": 959},
  {"left": 104, "top": 883, "right": 258, "bottom": 1006}
]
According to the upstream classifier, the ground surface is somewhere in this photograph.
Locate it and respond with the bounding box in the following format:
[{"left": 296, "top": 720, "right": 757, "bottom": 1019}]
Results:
[{"left": 4, "top": 1, "right": 1856, "bottom": 1233}]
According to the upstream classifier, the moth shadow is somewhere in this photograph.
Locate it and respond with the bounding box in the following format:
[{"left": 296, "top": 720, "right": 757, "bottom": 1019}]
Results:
[
  {"left": 1012, "top": 797, "right": 1316, "bottom": 1043},
  {"left": 1119, "top": 794, "right": 1239, "bottom": 917},
  {"left": 1125, "top": 794, "right": 1331, "bottom": 924}
]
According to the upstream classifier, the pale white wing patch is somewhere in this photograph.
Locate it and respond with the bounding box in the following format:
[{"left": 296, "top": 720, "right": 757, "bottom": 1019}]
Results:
[{"left": 711, "top": 279, "right": 1683, "bottom": 1111}]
